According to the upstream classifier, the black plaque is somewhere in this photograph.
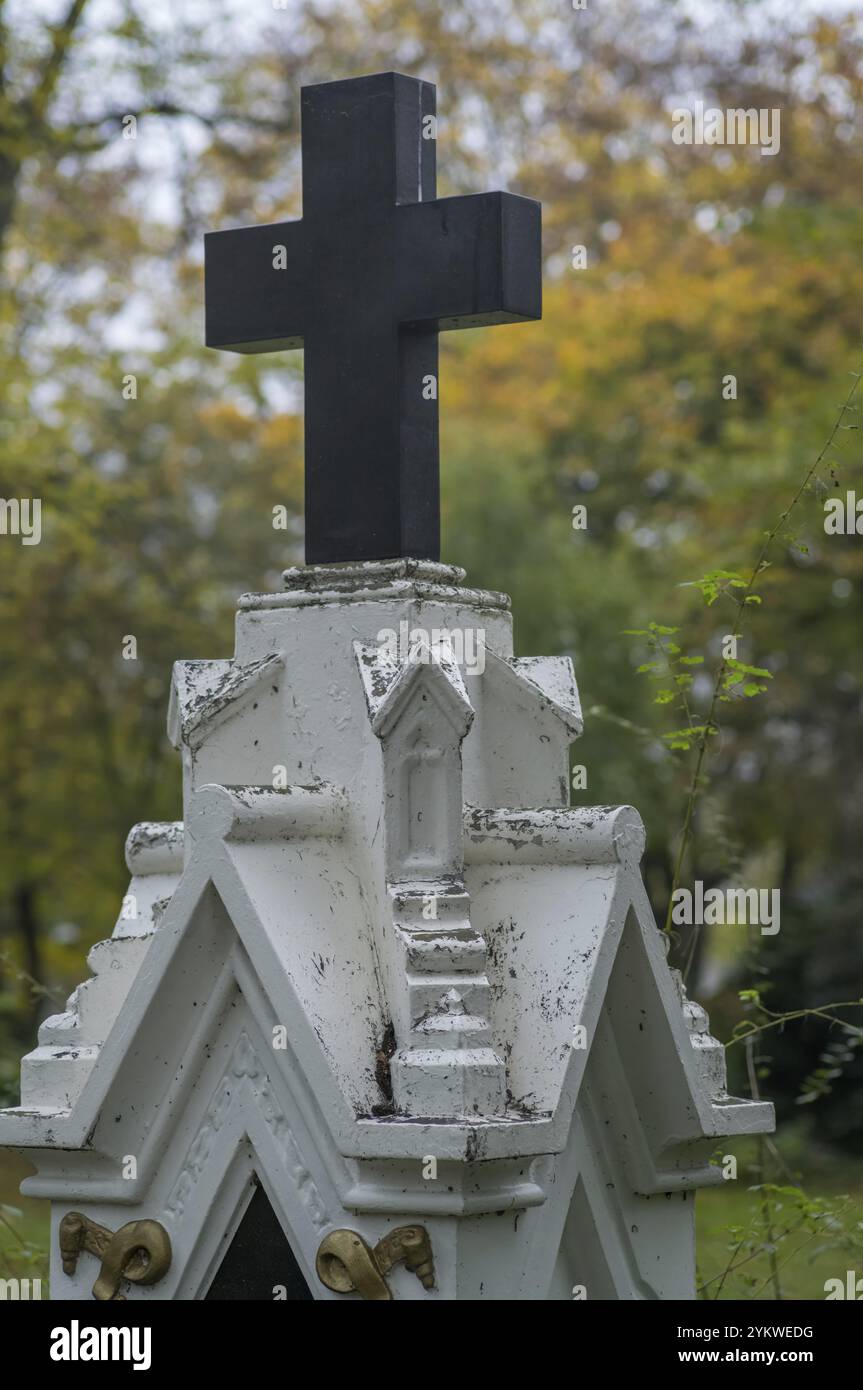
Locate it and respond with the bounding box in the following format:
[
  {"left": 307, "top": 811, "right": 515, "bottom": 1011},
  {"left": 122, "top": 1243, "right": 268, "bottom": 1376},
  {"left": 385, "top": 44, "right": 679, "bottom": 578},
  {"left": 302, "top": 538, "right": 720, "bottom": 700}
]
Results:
[
  {"left": 204, "top": 71, "right": 541, "bottom": 565},
  {"left": 205, "top": 1179, "right": 313, "bottom": 1300}
]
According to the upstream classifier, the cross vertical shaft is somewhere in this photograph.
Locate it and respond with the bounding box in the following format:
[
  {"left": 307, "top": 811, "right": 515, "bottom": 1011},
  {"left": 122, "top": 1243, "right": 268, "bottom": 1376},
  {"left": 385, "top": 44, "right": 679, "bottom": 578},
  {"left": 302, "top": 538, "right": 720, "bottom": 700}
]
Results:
[{"left": 204, "top": 72, "right": 541, "bottom": 564}]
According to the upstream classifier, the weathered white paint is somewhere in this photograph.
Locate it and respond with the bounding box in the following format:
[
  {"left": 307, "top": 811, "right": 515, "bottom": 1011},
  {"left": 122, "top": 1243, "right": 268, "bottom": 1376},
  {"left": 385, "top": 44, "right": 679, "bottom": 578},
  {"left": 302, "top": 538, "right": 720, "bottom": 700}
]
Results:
[{"left": 0, "top": 559, "right": 773, "bottom": 1299}]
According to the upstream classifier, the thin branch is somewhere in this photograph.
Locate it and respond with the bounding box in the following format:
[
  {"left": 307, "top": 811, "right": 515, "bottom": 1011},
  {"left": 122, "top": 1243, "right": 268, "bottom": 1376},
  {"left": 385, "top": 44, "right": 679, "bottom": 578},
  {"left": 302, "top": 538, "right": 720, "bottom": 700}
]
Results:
[
  {"left": 65, "top": 104, "right": 294, "bottom": 134},
  {"left": 746, "top": 1200, "right": 856, "bottom": 1301},
  {"left": 29, "top": 0, "right": 89, "bottom": 124},
  {"left": 585, "top": 703, "right": 674, "bottom": 749},
  {"left": 698, "top": 1215, "right": 807, "bottom": 1294},
  {"left": 726, "top": 1001, "right": 863, "bottom": 1048}
]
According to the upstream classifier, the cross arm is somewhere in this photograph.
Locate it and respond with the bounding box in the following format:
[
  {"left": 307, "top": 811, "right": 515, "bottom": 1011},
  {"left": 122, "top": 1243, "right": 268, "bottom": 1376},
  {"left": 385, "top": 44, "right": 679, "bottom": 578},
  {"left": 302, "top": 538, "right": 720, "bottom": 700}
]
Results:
[
  {"left": 204, "top": 218, "right": 308, "bottom": 353},
  {"left": 396, "top": 191, "right": 541, "bottom": 330}
]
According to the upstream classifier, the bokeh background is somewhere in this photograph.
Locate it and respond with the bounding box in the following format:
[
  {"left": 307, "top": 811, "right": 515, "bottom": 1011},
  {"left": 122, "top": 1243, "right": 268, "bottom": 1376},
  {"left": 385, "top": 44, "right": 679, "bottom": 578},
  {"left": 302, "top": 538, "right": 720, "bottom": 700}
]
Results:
[{"left": 1, "top": 0, "right": 861, "bottom": 1298}]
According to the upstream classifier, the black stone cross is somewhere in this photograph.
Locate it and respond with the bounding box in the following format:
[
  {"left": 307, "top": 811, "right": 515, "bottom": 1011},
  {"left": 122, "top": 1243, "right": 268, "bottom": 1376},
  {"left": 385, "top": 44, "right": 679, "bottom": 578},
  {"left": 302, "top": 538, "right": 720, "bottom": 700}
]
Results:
[{"left": 204, "top": 72, "right": 541, "bottom": 565}]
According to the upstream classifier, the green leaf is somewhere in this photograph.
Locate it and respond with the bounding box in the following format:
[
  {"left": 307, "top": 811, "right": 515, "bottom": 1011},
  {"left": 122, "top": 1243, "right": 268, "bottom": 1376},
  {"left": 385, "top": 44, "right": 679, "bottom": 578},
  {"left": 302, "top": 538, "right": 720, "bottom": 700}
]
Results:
[
  {"left": 739, "top": 989, "right": 762, "bottom": 1004},
  {"left": 724, "top": 659, "right": 772, "bottom": 677},
  {"left": 661, "top": 724, "right": 713, "bottom": 750}
]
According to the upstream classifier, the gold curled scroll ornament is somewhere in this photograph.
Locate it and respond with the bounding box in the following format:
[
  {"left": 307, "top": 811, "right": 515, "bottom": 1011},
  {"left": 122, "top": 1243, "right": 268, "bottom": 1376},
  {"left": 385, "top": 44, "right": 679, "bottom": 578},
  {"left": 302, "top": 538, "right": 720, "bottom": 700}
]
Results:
[
  {"left": 315, "top": 1225, "right": 435, "bottom": 1300},
  {"left": 59, "top": 1210, "right": 172, "bottom": 1301}
]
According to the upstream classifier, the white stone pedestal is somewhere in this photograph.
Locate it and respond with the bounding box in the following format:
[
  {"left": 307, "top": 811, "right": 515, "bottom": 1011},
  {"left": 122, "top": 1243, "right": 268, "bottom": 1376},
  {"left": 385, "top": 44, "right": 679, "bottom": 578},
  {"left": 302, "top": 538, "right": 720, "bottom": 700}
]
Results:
[{"left": 0, "top": 560, "right": 773, "bottom": 1300}]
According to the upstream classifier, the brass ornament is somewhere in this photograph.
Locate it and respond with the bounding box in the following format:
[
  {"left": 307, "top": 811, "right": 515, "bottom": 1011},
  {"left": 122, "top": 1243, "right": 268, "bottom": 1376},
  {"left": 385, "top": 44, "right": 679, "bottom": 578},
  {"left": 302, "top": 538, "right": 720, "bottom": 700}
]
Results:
[
  {"left": 59, "top": 1211, "right": 172, "bottom": 1301},
  {"left": 316, "top": 1225, "right": 435, "bottom": 1301}
]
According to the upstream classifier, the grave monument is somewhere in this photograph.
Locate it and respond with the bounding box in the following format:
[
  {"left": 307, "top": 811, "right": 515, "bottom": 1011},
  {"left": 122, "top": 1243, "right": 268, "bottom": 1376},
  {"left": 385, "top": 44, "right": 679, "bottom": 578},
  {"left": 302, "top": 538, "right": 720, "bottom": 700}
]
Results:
[{"left": 0, "top": 72, "right": 772, "bottom": 1301}]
